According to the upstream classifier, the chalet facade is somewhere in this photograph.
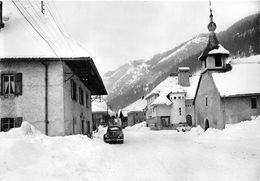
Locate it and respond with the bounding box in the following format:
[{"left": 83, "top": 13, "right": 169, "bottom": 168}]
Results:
[
  {"left": 194, "top": 8, "right": 260, "bottom": 130},
  {"left": 92, "top": 99, "right": 115, "bottom": 129},
  {"left": 0, "top": 1, "right": 107, "bottom": 136},
  {"left": 146, "top": 67, "right": 199, "bottom": 130},
  {"left": 121, "top": 97, "right": 146, "bottom": 127}
]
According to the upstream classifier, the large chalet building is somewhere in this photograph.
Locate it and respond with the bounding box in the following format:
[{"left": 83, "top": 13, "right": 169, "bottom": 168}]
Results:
[
  {"left": 0, "top": 1, "right": 107, "bottom": 136},
  {"left": 145, "top": 67, "right": 199, "bottom": 129}
]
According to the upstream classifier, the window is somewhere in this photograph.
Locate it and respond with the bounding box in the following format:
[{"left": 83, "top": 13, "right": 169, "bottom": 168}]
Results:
[
  {"left": 1, "top": 73, "right": 22, "bottom": 96},
  {"left": 174, "top": 97, "right": 176, "bottom": 99},
  {"left": 204, "top": 60, "right": 207, "bottom": 68},
  {"left": 0, "top": 117, "right": 23, "bottom": 132},
  {"left": 205, "top": 96, "right": 208, "bottom": 107},
  {"left": 79, "top": 87, "right": 84, "bottom": 105},
  {"left": 179, "top": 107, "right": 181, "bottom": 116},
  {"left": 215, "top": 55, "right": 222, "bottom": 67},
  {"left": 178, "top": 96, "right": 181, "bottom": 99},
  {"left": 71, "top": 80, "right": 77, "bottom": 101},
  {"left": 85, "top": 93, "right": 89, "bottom": 108},
  {"left": 251, "top": 97, "right": 257, "bottom": 109}
]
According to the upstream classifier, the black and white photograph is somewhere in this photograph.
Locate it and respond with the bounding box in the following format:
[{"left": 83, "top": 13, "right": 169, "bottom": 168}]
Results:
[{"left": 0, "top": 0, "right": 259, "bottom": 180}]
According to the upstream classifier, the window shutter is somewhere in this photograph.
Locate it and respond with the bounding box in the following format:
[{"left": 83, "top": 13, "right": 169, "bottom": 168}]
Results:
[
  {"left": 0, "top": 74, "right": 3, "bottom": 95},
  {"left": 0, "top": 118, "right": 3, "bottom": 131},
  {"left": 15, "top": 73, "right": 23, "bottom": 95},
  {"left": 14, "top": 117, "right": 23, "bottom": 128}
]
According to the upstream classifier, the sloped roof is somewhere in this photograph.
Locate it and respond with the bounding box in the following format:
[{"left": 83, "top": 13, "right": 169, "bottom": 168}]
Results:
[
  {"left": 146, "top": 75, "right": 200, "bottom": 101},
  {"left": 212, "top": 56, "right": 260, "bottom": 97},
  {"left": 208, "top": 44, "right": 230, "bottom": 55},
  {"left": 151, "top": 94, "right": 172, "bottom": 106},
  {"left": 122, "top": 98, "right": 147, "bottom": 115},
  {"left": 92, "top": 101, "right": 115, "bottom": 116},
  {"left": 1, "top": 1, "right": 87, "bottom": 58}
]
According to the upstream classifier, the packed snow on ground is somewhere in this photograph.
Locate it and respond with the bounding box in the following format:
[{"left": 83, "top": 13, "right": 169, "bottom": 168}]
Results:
[{"left": 0, "top": 117, "right": 260, "bottom": 181}]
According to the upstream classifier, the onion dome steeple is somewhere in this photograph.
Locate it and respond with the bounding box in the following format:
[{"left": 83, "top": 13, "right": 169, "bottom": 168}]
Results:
[
  {"left": 198, "top": 2, "right": 220, "bottom": 61},
  {"left": 207, "top": 5, "right": 216, "bottom": 32}
]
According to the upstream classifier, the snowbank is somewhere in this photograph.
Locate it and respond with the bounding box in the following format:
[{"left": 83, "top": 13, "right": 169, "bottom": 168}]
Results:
[
  {"left": 93, "top": 125, "right": 107, "bottom": 139},
  {"left": 190, "top": 116, "right": 260, "bottom": 149},
  {"left": 124, "top": 121, "right": 149, "bottom": 132},
  {"left": 0, "top": 122, "right": 108, "bottom": 181},
  {"left": 0, "top": 118, "right": 260, "bottom": 181}
]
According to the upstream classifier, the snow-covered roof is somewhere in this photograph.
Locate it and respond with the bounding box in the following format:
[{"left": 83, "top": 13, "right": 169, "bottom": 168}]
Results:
[
  {"left": 178, "top": 67, "right": 190, "bottom": 71},
  {"left": 122, "top": 98, "right": 147, "bottom": 115},
  {"left": 0, "top": 1, "right": 88, "bottom": 58},
  {"left": 151, "top": 94, "right": 172, "bottom": 106},
  {"left": 229, "top": 55, "right": 260, "bottom": 64},
  {"left": 212, "top": 55, "right": 260, "bottom": 97},
  {"left": 208, "top": 44, "right": 230, "bottom": 55},
  {"left": 92, "top": 101, "right": 115, "bottom": 116},
  {"left": 146, "top": 75, "right": 200, "bottom": 101}
]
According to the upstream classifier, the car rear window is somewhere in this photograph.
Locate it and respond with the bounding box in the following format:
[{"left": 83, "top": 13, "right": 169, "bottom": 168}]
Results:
[{"left": 108, "top": 126, "right": 121, "bottom": 131}]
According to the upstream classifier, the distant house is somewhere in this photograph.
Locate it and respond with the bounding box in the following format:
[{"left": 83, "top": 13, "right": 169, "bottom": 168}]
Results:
[
  {"left": 92, "top": 99, "right": 115, "bottom": 129},
  {"left": 0, "top": 1, "right": 107, "bottom": 136},
  {"left": 194, "top": 8, "right": 260, "bottom": 130},
  {"left": 120, "top": 97, "right": 147, "bottom": 127},
  {"left": 145, "top": 67, "right": 199, "bottom": 129},
  {"left": 118, "top": 110, "right": 128, "bottom": 128}
]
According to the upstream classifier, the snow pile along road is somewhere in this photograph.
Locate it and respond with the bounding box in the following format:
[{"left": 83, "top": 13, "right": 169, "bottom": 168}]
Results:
[{"left": 0, "top": 117, "right": 260, "bottom": 181}]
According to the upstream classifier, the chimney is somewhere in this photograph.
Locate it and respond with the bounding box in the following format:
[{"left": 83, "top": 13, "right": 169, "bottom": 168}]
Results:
[
  {"left": 178, "top": 67, "right": 190, "bottom": 87},
  {"left": 0, "top": 1, "right": 4, "bottom": 30}
]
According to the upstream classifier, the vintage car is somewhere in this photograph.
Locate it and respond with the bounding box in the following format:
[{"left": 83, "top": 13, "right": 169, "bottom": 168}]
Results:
[
  {"left": 103, "top": 125, "right": 124, "bottom": 144},
  {"left": 176, "top": 122, "right": 192, "bottom": 132}
]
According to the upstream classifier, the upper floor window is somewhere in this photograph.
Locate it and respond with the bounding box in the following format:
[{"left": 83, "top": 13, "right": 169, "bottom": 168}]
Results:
[
  {"left": 1, "top": 73, "right": 22, "bottom": 96},
  {"left": 71, "top": 79, "right": 77, "bottom": 101},
  {"left": 251, "top": 97, "right": 257, "bottom": 109},
  {"left": 79, "top": 87, "right": 84, "bottom": 105},
  {"left": 205, "top": 96, "right": 208, "bottom": 107},
  {"left": 85, "top": 93, "right": 89, "bottom": 108},
  {"left": 179, "top": 107, "right": 181, "bottom": 116},
  {"left": 215, "top": 55, "right": 222, "bottom": 67}
]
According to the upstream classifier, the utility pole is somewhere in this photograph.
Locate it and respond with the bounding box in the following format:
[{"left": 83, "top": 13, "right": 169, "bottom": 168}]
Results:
[{"left": 0, "top": 1, "right": 5, "bottom": 29}]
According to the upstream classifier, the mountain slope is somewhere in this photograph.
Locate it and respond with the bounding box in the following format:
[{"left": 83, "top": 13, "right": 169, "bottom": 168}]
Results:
[{"left": 104, "top": 13, "right": 259, "bottom": 110}]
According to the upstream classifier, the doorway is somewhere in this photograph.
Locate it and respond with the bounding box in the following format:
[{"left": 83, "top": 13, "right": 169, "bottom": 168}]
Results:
[
  {"left": 81, "top": 120, "right": 84, "bottom": 134},
  {"left": 161, "top": 116, "right": 170, "bottom": 127},
  {"left": 186, "top": 115, "right": 192, "bottom": 126},
  {"left": 204, "top": 119, "right": 209, "bottom": 131}
]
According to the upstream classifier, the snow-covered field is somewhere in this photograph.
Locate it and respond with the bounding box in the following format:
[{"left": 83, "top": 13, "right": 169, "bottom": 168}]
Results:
[{"left": 1, "top": 118, "right": 260, "bottom": 181}]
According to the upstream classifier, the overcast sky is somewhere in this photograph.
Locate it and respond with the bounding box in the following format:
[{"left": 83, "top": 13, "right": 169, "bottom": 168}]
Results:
[{"left": 56, "top": 1, "right": 258, "bottom": 75}]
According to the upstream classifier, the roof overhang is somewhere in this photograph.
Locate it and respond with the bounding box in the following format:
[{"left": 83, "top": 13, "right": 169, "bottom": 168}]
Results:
[
  {"left": 221, "top": 93, "right": 260, "bottom": 99},
  {"left": 0, "top": 57, "right": 107, "bottom": 95}
]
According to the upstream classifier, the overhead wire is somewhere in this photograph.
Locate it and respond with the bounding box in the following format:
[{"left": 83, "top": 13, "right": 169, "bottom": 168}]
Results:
[
  {"left": 12, "top": 0, "right": 59, "bottom": 57},
  {"left": 44, "top": 1, "right": 74, "bottom": 55},
  {"left": 28, "top": 0, "right": 68, "bottom": 55},
  {"left": 25, "top": 0, "right": 62, "bottom": 53}
]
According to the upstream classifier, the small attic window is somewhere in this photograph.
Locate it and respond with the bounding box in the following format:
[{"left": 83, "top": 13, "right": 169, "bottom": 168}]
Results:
[{"left": 215, "top": 55, "right": 222, "bottom": 67}]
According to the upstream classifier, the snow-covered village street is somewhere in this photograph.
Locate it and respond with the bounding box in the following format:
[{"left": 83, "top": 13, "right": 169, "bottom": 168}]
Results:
[
  {"left": 1, "top": 117, "right": 260, "bottom": 181},
  {"left": 0, "top": 1, "right": 259, "bottom": 181}
]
